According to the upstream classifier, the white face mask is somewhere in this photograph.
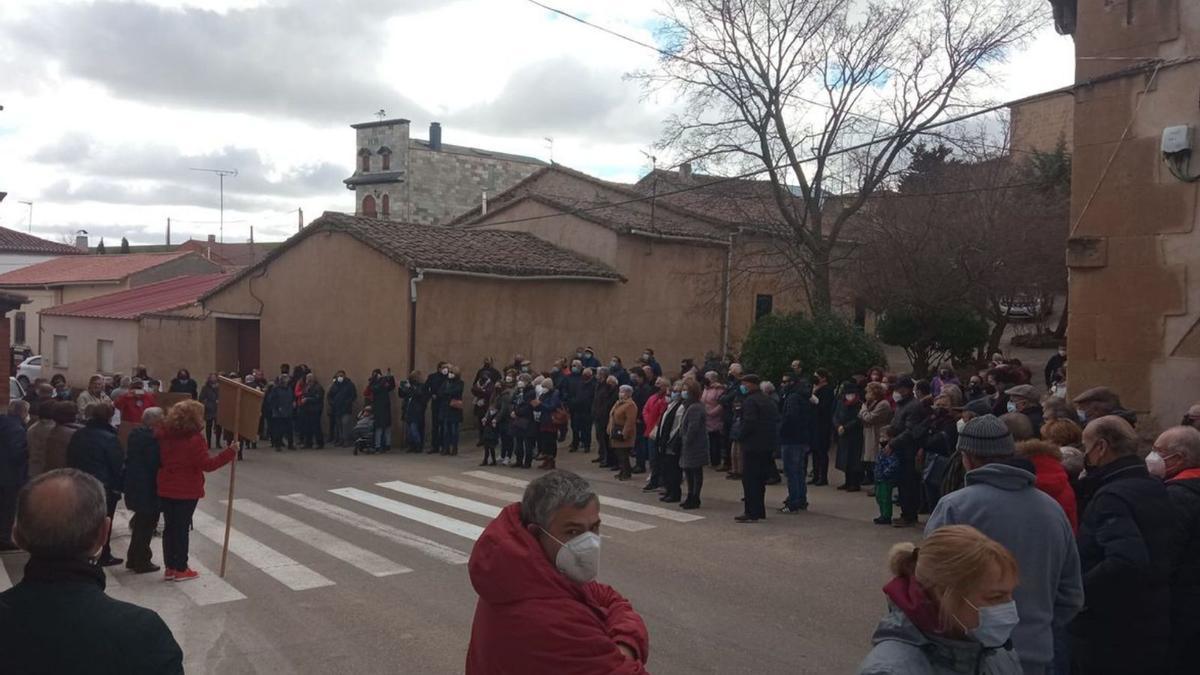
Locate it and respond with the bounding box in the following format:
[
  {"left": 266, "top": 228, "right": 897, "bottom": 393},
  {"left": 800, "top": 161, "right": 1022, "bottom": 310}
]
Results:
[
  {"left": 1145, "top": 451, "right": 1174, "bottom": 479},
  {"left": 440, "top": 368, "right": 449, "bottom": 376},
  {"left": 336, "top": 376, "right": 344, "bottom": 383},
  {"left": 956, "top": 418, "right": 968, "bottom": 434},
  {"left": 535, "top": 385, "right": 545, "bottom": 396},
  {"left": 961, "top": 599, "right": 1019, "bottom": 648},
  {"left": 543, "top": 529, "right": 601, "bottom": 584},
  {"left": 892, "top": 391, "right": 903, "bottom": 403},
  {"left": 1006, "top": 401, "right": 1018, "bottom": 414}
]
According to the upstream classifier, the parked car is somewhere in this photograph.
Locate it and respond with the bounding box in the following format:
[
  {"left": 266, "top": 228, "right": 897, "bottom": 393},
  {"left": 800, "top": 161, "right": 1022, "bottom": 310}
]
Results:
[
  {"left": 998, "top": 295, "right": 1046, "bottom": 320},
  {"left": 16, "top": 355, "right": 42, "bottom": 386},
  {"left": 10, "top": 376, "right": 25, "bottom": 403}
]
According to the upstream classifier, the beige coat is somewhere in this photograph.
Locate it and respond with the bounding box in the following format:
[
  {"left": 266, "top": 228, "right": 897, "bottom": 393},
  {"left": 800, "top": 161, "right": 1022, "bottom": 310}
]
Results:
[
  {"left": 859, "top": 399, "right": 893, "bottom": 463},
  {"left": 607, "top": 398, "right": 638, "bottom": 449},
  {"left": 26, "top": 420, "right": 56, "bottom": 477}
]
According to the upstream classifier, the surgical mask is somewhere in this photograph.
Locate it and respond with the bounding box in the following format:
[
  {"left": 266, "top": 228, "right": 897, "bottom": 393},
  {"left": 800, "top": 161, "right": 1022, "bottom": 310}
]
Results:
[
  {"left": 1077, "top": 409, "right": 1087, "bottom": 424},
  {"left": 572, "top": 367, "right": 581, "bottom": 374},
  {"left": 892, "top": 392, "right": 903, "bottom": 403},
  {"left": 576, "top": 353, "right": 583, "bottom": 358},
  {"left": 535, "top": 385, "right": 545, "bottom": 396},
  {"left": 336, "top": 377, "right": 344, "bottom": 383},
  {"left": 542, "top": 529, "right": 601, "bottom": 584},
  {"left": 682, "top": 390, "right": 690, "bottom": 400},
  {"left": 505, "top": 377, "right": 514, "bottom": 384},
  {"left": 670, "top": 392, "right": 681, "bottom": 401},
  {"left": 440, "top": 368, "right": 449, "bottom": 376},
  {"left": 739, "top": 385, "right": 749, "bottom": 395},
  {"left": 844, "top": 395, "right": 856, "bottom": 403},
  {"left": 584, "top": 353, "right": 593, "bottom": 359},
  {"left": 1006, "top": 401, "right": 1018, "bottom": 414},
  {"left": 1146, "top": 451, "right": 1171, "bottom": 479},
  {"left": 963, "top": 599, "right": 1019, "bottom": 648},
  {"left": 448, "top": 373, "right": 456, "bottom": 380},
  {"left": 609, "top": 361, "right": 618, "bottom": 368},
  {"left": 956, "top": 418, "right": 967, "bottom": 434},
  {"left": 517, "top": 382, "right": 527, "bottom": 390},
  {"left": 642, "top": 353, "right": 650, "bottom": 360}
]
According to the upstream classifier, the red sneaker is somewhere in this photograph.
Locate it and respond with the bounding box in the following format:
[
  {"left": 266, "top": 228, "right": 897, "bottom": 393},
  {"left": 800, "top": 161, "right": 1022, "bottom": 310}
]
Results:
[
  {"left": 163, "top": 568, "right": 176, "bottom": 581},
  {"left": 173, "top": 568, "right": 200, "bottom": 582}
]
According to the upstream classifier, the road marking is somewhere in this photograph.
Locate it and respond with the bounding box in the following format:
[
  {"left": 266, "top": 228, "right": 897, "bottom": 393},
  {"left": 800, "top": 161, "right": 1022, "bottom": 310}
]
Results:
[
  {"left": 377, "top": 480, "right": 503, "bottom": 518},
  {"left": 330, "top": 488, "right": 484, "bottom": 541},
  {"left": 427, "top": 477, "right": 654, "bottom": 533},
  {"left": 230, "top": 499, "right": 410, "bottom": 577},
  {"left": 103, "top": 567, "right": 123, "bottom": 587},
  {"left": 176, "top": 559, "right": 247, "bottom": 606},
  {"left": 279, "top": 494, "right": 469, "bottom": 565},
  {"left": 463, "top": 470, "right": 703, "bottom": 523},
  {"left": 0, "top": 558, "right": 12, "bottom": 591},
  {"left": 191, "top": 510, "right": 334, "bottom": 591}
]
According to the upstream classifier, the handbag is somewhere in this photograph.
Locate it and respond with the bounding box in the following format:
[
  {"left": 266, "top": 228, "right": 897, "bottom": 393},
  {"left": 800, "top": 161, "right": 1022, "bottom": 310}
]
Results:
[
  {"left": 610, "top": 427, "right": 625, "bottom": 441},
  {"left": 449, "top": 399, "right": 463, "bottom": 411},
  {"left": 552, "top": 406, "right": 570, "bottom": 426}
]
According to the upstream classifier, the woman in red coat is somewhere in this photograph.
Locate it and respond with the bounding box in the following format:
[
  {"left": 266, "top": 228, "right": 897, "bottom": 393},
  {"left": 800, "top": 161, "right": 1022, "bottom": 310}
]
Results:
[
  {"left": 1016, "top": 439, "right": 1079, "bottom": 532},
  {"left": 156, "top": 400, "right": 236, "bottom": 582}
]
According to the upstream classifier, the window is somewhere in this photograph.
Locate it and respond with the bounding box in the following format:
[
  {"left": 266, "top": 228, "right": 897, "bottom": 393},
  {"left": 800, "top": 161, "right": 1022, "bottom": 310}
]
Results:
[
  {"left": 96, "top": 339, "right": 114, "bottom": 373},
  {"left": 358, "top": 148, "right": 371, "bottom": 172},
  {"left": 12, "top": 311, "right": 25, "bottom": 345},
  {"left": 380, "top": 148, "right": 391, "bottom": 171},
  {"left": 754, "top": 294, "right": 774, "bottom": 322},
  {"left": 362, "top": 194, "right": 377, "bottom": 218},
  {"left": 381, "top": 194, "right": 390, "bottom": 217},
  {"left": 52, "top": 335, "right": 68, "bottom": 367}
]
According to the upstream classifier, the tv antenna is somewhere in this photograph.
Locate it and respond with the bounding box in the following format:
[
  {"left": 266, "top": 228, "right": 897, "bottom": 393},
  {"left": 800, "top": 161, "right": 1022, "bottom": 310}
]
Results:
[
  {"left": 375, "top": 109, "right": 387, "bottom": 121},
  {"left": 189, "top": 168, "right": 238, "bottom": 243},
  {"left": 544, "top": 137, "right": 555, "bottom": 163}
]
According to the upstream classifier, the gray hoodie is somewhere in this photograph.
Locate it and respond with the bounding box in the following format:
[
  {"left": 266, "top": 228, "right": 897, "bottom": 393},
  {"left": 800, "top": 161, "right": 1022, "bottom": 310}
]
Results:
[
  {"left": 858, "top": 606, "right": 1023, "bottom": 675},
  {"left": 925, "top": 463, "right": 1083, "bottom": 670}
]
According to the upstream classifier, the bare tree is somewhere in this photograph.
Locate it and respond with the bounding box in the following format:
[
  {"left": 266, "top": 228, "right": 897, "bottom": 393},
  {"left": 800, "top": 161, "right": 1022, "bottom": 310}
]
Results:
[{"left": 635, "top": 0, "right": 1044, "bottom": 313}]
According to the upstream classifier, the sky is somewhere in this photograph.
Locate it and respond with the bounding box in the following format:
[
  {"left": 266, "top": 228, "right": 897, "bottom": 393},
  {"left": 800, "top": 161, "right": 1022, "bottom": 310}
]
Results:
[{"left": 0, "top": 0, "right": 1075, "bottom": 246}]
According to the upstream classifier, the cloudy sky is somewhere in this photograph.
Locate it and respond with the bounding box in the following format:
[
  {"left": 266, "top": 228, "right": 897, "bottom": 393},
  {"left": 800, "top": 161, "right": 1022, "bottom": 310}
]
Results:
[{"left": 0, "top": 0, "right": 1074, "bottom": 245}]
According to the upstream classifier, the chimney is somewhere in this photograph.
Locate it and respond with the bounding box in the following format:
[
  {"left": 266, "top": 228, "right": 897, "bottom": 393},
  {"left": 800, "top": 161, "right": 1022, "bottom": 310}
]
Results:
[
  {"left": 680, "top": 162, "right": 693, "bottom": 180},
  {"left": 429, "top": 122, "right": 442, "bottom": 151},
  {"left": 207, "top": 234, "right": 217, "bottom": 243},
  {"left": 481, "top": 190, "right": 488, "bottom": 215},
  {"left": 74, "top": 230, "right": 88, "bottom": 251}
]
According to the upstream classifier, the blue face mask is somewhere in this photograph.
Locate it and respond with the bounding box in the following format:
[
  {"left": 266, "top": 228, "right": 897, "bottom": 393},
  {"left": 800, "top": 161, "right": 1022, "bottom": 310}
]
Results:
[
  {"left": 682, "top": 390, "right": 690, "bottom": 400},
  {"left": 1006, "top": 401, "right": 1018, "bottom": 414},
  {"left": 963, "top": 599, "right": 1019, "bottom": 648},
  {"left": 739, "top": 385, "right": 749, "bottom": 395}
]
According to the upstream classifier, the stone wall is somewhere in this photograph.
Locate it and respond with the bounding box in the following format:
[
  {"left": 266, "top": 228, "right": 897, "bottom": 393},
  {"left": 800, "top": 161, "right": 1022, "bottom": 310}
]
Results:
[
  {"left": 1010, "top": 91, "right": 1074, "bottom": 154},
  {"left": 405, "top": 146, "right": 542, "bottom": 225},
  {"left": 1067, "top": 0, "right": 1200, "bottom": 428}
]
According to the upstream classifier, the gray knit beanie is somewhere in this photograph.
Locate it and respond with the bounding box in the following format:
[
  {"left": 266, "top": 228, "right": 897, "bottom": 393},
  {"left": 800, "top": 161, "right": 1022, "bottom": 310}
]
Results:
[{"left": 957, "top": 414, "right": 1015, "bottom": 458}]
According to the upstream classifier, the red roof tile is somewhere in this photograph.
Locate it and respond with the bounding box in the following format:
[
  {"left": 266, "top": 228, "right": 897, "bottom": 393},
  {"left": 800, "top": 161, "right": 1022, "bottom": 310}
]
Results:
[
  {"left": 176, "top": 239, "right": 281, "bottom": 267},
  {"left": 0, "top": 226, "right": 86, "bottom": 256},
  {"left": 0, "top": 251, "right": 195, "bottom": 287},
  {"left": 41, "top": 274, "right": 229, "bottom": 320}
]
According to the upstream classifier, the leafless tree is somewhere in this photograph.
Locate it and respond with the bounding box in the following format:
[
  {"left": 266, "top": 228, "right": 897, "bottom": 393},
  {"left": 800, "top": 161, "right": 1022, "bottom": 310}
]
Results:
[{"left": 635, "top": 0, "right": 1044, "bottom": 314}]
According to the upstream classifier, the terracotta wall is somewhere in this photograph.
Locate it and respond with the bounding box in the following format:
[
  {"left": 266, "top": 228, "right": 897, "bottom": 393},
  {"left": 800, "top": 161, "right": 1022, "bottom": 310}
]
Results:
[
  {"left": 476, "top": 200, "right": 621, "bottom": 267},
  {"left": 40, "top": 315, "right": 139, "bottom": 386},
  {"left": 1068, "top": 0, "right": 1200, "bottom": 427},
  {"left": 139, "top": 316, "right": 216, "bottom": 381},
  {"left": 203, "top": 230, "right": 410, "bottom": 389}
]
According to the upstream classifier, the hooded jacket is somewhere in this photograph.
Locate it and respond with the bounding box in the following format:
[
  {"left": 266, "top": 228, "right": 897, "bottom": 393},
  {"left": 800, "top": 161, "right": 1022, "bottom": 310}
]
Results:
[
  {"left": 858, "top": 575, "right": 1022, "bottom": 675},
  {"left": 1025, "top": 453, "right": 1078, "bottom": 532},
  {"left": 155, "top": 426, "right": 235, "bottom": 500},
  {"left": 924, "top": 463, "right": 1083, "bottom": 670},
  {"left": 465, "top": 503, "right": 649, "bottom": 675}
]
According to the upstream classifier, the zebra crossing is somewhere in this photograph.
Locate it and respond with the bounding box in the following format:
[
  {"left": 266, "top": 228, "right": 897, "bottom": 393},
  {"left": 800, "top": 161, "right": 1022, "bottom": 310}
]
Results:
[{"left": 0, "top": 469, "right": 704, "bottom": 604}]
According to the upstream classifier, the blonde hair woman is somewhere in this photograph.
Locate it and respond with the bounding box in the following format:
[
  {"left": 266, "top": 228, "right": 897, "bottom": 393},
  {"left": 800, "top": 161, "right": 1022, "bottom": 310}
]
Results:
[
  {"left": 156, "top": 400, "right": 237, "bottom": 582},
  {"left": 859, "top": 525, "right": 1022, "bottom": 674}
]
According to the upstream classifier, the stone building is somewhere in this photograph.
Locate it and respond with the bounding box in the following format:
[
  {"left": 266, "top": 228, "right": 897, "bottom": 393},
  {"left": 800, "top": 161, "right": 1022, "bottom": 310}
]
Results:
[
  {"left": 1057, "top": 0, "right": 1200, "bottom": 427},
  {"left": 1008, "top": 86, "right": 1075, "bottom": 155},
  {"left": 343, "top": 118, "right": 545, "bottom": 225}
]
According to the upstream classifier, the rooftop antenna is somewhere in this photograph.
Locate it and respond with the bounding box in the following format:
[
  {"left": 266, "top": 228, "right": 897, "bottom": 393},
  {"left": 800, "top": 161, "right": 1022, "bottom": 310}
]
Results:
[
  {"left": 17, "top": 200, "right": 32, "bottom": 232},
  {"left": 544, "top": 137, "right": 555, "bottom": 163},
  {"left": 189, "top": 167, "right": 238, "bottom": 243},
  {"left": 640, "top": 151, "right": 658, "bottom": 233},
  {"left": 375, "top": 108, "right": 387, "bottom": 121}
]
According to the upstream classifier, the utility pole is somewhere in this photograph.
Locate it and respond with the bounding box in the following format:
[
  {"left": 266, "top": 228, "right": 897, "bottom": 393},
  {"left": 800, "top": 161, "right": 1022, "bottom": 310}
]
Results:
[
  {"left": 18, "top": 200, "right": 32, "bottom": 232},
  {"left": 298, "top": 208, "right": 304, "bottom": 233},
  {"left": 189, "top": 167, "right": 237, "bottom": 243},
  {"left": 166, "top": 217, "right": 171, "bottom": 246}
]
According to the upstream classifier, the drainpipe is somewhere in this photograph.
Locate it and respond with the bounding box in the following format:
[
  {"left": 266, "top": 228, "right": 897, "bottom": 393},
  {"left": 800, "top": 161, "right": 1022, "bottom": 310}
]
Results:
[
  {"left": 408, "top": 268, "right": 425, "bottom": 373},
  {"left": 721, "top": 231, "right": 736, "bottom": 356}
]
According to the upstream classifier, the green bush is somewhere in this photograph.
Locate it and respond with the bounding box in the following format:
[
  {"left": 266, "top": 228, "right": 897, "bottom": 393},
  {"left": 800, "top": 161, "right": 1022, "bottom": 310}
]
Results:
[
  {"left": 740, "top": 313, "right": 887, "bottom": 384},
  {"left": 876, "top": 304, "right": 989, "bottom": 378}
]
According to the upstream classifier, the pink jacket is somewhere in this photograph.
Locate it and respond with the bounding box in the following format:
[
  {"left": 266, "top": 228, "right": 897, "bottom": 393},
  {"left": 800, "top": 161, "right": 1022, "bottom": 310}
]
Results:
[{"left": 701, "top": 385, "right": 725, "bottom": 433}]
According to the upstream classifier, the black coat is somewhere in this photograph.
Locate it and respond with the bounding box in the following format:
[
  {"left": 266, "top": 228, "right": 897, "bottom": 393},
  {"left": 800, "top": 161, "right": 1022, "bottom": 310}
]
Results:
[
  {"left": 167, "top": 378, "right": 197, "bottom": 399},
  {"left": 1070, "top": 455, "right": 1175, "bottom": 673},
  {"left": 0, "top": 558, "right": 183, "bottom": 674},
  {"left": 123, "top": 427, "right": 160, "bottom": 513},
  {"left": 0, "top": 414, "right": 28, "bottom": 488},
  {"left": 888, "top": 395, "right": 930, "bottom": 454},
  {"left": 265, "top": 385, "right": 294, "bottom": 420},
  {"left": 66, "top": 421, "right": 124, "bottom": 495},
  {"left": 739, "top": 390, "right": 780, "bottom": 456},
  {"left": 564, "top": 375, "right": 597, "bottom": 414},
  {"left": 591, "top": 382, "right": 618, "bottom": 422},
  {"left": 1167, "top": 475, "right": 1200, "bottom": 670},
  {"left": 398, "top": 379, "right": 428, "bottom": 423},
  {"left": 779, "top": 385, "right": 815, "bottom": 446},
  {"left": 327, "top": 378, "right": 357, "bottom": 416},
  {"left": 833, "top": 400, "right": 863, "bottom": 472},
  {"left": 369, "top": 376, "right": 396, "bottom": 427},
  {"left": 440, "top": 378, "right": 465, "bottom": 422},
  {"left": 813, "top": 384, "right": 835, "bottom": 452},
  {"left": 300, "top": 383, "right": 325, "bottom": 416},
  {"left": 425, "top": 372, "right": 448, "bottom": 415}
]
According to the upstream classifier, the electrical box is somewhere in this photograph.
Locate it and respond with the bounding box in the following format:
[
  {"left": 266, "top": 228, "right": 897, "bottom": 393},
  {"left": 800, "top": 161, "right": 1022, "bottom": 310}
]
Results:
[{"left": 1162, "top": 125, "right": 1192, "bottom": 155}]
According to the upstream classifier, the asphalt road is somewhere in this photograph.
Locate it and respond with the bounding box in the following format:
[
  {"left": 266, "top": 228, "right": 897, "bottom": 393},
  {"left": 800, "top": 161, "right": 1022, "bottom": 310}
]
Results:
[{"left": 1, "top": 440, "right": 918, "bottom": 674}]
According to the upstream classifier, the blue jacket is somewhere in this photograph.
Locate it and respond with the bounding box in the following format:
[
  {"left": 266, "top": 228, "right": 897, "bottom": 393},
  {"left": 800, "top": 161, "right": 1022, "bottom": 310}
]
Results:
[
  {"left": 779, "top": 384, "right": 815, "bottom": 446},
  {"left": 925, "top": 463, "right": 1083, "bottom": 669}
]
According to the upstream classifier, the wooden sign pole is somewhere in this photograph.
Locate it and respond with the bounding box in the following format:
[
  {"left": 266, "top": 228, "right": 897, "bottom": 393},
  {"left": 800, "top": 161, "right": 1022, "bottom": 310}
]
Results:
[{"left": 219, "top": 385, "right": 241, "bottom": 578}]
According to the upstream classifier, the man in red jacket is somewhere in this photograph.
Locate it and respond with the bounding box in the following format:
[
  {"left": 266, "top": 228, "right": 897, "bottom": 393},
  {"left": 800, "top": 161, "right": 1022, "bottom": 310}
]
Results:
[{"left": 466, "top": 470, "right": 650, "bottom": 674}]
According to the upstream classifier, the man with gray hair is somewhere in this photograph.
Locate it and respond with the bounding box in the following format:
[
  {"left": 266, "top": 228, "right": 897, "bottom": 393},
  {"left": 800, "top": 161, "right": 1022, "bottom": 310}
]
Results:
[
  {"left": 123, "top": 407, "right": 165, "bottom": 573},
  {"left": 0, "top": 469, "right": 182, "bottom": 672},
  {"left": 925, "top": 414, "right": 1083, "bottom": 674},
  {"left": 1149, "top": 425, "right": 1200, "bottom": 672},
  {"left": 466, "top": 470, "right": 649, "bottom": 674}
]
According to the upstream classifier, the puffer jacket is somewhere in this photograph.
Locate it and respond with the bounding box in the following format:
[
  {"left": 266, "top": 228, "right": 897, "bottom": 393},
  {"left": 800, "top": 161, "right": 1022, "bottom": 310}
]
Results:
[{"left": 859, "top": 605, "right": 1022, "bottom": 675}]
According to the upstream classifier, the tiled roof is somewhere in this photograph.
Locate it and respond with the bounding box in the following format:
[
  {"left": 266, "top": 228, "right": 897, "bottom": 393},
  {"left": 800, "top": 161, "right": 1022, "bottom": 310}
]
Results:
[
  {"left": 452, "top": 164, "right": 734, "bottom": 242},
  {"left": 176, "top": 240, "right": 281, "bottom": 268},
  {"left": 409, "top": 139, "right": 547, "bottom": 166},
  {"left": 0, "top": 226, "right": 86, "bottom": 256},
  {"left": 201, "top": 212, "right": 622, "bottom": 301},
  {"left": 0, "top": 251, "right": 195, "bottom": 287},
  {"left": 42, "top": 274, "right": 229, "bottom": 320}
]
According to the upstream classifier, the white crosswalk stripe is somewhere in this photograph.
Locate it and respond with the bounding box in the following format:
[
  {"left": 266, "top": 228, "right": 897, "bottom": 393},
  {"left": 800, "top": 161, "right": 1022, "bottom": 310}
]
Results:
[
  {"left": 176, "top": 559, "right": 248, "bottom": 606},
  {"left": 191, "top": 510, "right": 335, "bottom": 591},
  {"left": 330, "top": 487, "right": 484, "bottom": 541},
  {"left": 379, "top": 478, "right": 652, "bottom": 530},
  {"left": 424, "top": 476, "right": 656, "bottom": 533},
  {"left": 0, "top": 557, "right": 12, "bottom": 592},
  {"left": 461, "top": 470, "right": 705, "bottom": 523},
  {"left": 231, "top": 499, "right": 411, "bottom": 577},
  {"left": 279, "top": 494, "right": 469, "bottom": 565}
]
